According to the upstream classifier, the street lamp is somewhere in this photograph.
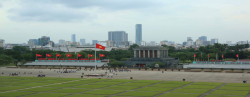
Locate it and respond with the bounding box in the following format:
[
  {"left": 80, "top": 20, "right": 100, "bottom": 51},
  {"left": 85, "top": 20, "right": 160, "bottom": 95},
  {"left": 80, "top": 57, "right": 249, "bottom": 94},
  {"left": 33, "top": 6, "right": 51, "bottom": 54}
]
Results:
[
  {"left": 210, "top": 64, "right": 215, "bottom": 82},
  {"left": 155, "top": 64, "right": 159, "bottom": 80}
]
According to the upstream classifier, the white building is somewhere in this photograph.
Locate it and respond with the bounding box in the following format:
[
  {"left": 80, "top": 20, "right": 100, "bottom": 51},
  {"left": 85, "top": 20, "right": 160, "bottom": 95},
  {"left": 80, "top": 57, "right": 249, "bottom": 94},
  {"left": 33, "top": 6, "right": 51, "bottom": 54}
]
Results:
[
  {"left": 195, "top": 39, "right": 203, "bottom": 46},
  {"left": 187, "top": 39, "right": 193, "bottom": 46},
  {"left": 100, "top": 40, "right": 114, "bottom": 47},
  {"left": 211, "top": 38, "right": 218, "bottom": 45},
  {"left": 65, "top": 41, "right": 71, "bottom": 46},
  {"left": 226, "top": 41, "right": 232, "bottom": 45},
  {"left": 0, "top": 39, "right": 5, "bottom": 47},
  {"left": 160, "top": 40, "right": 168, "bottom": 46},
  {"left": 80, "top": 39, "right": 86, "bottom": 45},
  {"left": 58, "top": 39, "right": 66, "bottom": 46},
  {"left": 150, "top": 41, "right": 156, "bottom": 46},
  {"left": 27, "top": 41, "right": 34, "bottom": 47},
  {"left": 237, "top": 41, "right": 247, "bottom": 45}
]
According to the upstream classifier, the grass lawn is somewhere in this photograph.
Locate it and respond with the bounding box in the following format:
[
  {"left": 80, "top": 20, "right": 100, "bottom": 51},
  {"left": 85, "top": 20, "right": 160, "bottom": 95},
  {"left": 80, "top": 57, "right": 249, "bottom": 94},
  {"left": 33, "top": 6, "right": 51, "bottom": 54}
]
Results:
[
  {"left": 21, "top": 87, "right": 59, "bottom": 92},
  {"left": 226, "top": 83, "right": 250, "bottom": 87},
  {"left": 73, "top": 85, "right": 109, "bottom": 89},
  {"left": 219, "top": 86, "right": 250, "bottom": 91},
  {"left": 119, "top": 82, "right": 153, "bottom": 86},
  {"left": 205, "top": 95, "right": 245, "bottom": 97},
  {"left": 25, "top": 93, "right": 70, "bottom": 97},
  {"left": 210, "top": 90, "right": 250, "bottom": 96},
  {"left": 0, "top": 82, "right": 23, "bottom": 86},
  {"left": 19, "top": 83, "right": 49, "bottom": 86},
  {"left": 84, "top": 90, "right": 124, "bottom": 95},
  {"left": 106, "top": 79, "right": 134, "bottom": 82},
  {"left": 119, "top": 91, "right": 161, "bottom": 96},
  {"left": 39, "top": 80, "right": 65, "bottom": 83},
  {"left": 193, "top": 82, "right": 223, "bottom": 86},
  {"left": 161, "top": 81, "right": 192, "bottom": 85},
  {"left": 0, "top": 86, "right": 27, "bottom": 91},
  {"left": 150, "top": 84, "right": 184, "bottom": 88},
  {"left": 158, "top": 93, "right": 201, "bottom": 97},
  {"left": 45, "top": 84, "right": 78, "bottom": 88},
  {"left": 49, "top": 88, "right": 89, "bottom": 93},
  {"left": 172, "top": 88, "right": 210, "bottom": 93},
  {"left": 136, "top": 87, "right": 173, "bottom": 92},
  {"left": 0, "top": 63, "right": 15, "bottom": 67},
  {"left": 103, "top": 86, "right": 140, "bottom": 90},
  {"left": 0, "top": 92, "right": 35, "bottom": 97},
  {"left": 67, "top": 94, "right": 107, "bottom": 97},
  {"left": 65, "top": 80, "right": 97, "bottom": 84},
  {"left": 133, "top": 80, "right": 163, "bottom": 83},
  {"left": 183, "top": 85, "right": 218, "bottom": 89},
  {"left": 91, "top": 82, "right": 124, "bottom": 85}
]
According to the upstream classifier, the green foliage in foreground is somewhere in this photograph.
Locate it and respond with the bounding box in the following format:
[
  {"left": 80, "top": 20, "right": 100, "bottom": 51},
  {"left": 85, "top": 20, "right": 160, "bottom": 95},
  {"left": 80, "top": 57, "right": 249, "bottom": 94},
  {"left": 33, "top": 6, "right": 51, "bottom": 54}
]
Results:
[
  {"left": 158, "top": 93, "right": 201, "bottom": 97},
  {"left": 210, "top": 90, "right": 249, "bottom": 95}
]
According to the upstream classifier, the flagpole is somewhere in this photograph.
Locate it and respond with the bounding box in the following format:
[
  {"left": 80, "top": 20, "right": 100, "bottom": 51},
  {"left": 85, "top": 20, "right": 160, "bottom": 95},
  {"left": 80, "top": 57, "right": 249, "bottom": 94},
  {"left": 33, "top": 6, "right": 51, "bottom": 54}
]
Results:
[
  {"left": 95, "top": 46, "right": 97, "bottom": 75},
  {"left": 77, "top": 53, "right": 78, "bottom": 60},
  {"left": 56, "top": 54, "right": 57, "bottom": 60},
  {"left": 46, "top": 53, "right": 47, "bottom": 60},
  {"left": 36, "top": 53, "right": 37, "bottom": 61}
]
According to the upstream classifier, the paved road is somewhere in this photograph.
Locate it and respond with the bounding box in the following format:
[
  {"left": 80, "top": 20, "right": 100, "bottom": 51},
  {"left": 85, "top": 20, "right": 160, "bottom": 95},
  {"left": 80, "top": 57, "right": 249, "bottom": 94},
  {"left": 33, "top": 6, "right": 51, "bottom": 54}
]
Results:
[{"left": 0, "top": 67, "right": 249, "bottom": 83}]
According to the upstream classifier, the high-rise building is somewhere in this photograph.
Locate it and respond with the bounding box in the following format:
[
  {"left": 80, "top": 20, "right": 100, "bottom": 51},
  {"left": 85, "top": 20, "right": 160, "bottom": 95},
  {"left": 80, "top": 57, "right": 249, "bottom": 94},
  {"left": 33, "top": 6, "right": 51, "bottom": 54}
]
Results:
[
  {"left": 108, "top": 31, "right": 128, "bottom": 46},
  {"left": 183, "top": 42, "right": 187, "bottom": 46},
  {"left": 199, "top": 36, "right": 207, "bottom": 41},
  {"left": 150, "top": 41, "right": 156, "bottom": 46},
  {"left": 49, "top": 41, "right": 55, "bottom": 47},
  {"left": 187, "top": 39, "right": 193, "bottom": 46},
  {"left": 0, "top": 39, "right": 5, "bottom": 47},
  {"left": 160, "top": 40, "right": 168, "bottom": 46},
  {"left": 27, "top": 41, "right": 34, "bottom": 47},
  {"left": 71, "top": 34, "right": 76, "bottom": 43},
  {"left": 58, "top": 39, "right": 66, "bottom": 46},
  {"left": 29, "top": 39, "right": 38, "bottom": 45},
  {"left": 80, "top": 39, "right": 86, "bottom": 45},
  {"left": 92, "top": 40, "right": 99, "bottom": 45},
  {"left": 203, "top": 41, "right": 212, "bottom": 46},
  {"left": 38, "top": 36, "right": 50, "bottom": 46},
  {"left": 187, "top": 37, "right": 192, "bottom": 41},
  {"left": 211, "top": 38, "right": 218, "bottom": 45},
  {"left": 237, "top": 41, "right": 247, "bottom": 45},
  {"left": 135, "top": 24, "right": 142, "bottom": 45},
  {"left": 226, "top": 41, "right": 232, "bottom": 45},
  {"left": 195, "top": 39, "right": 203, "bottom": 46}
]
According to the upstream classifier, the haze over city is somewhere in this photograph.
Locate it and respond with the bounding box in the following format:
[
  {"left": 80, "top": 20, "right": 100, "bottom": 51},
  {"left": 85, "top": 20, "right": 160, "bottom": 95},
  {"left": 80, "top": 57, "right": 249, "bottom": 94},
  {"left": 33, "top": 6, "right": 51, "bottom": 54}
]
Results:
[{"left": 0, "top": 0, "right": 250, "bottom": 44}]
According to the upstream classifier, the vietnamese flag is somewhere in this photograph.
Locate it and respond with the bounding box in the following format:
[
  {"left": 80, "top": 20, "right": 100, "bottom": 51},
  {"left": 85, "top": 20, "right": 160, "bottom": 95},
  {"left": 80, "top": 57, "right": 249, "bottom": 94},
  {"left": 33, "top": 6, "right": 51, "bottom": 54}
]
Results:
[
  {"left": 36, "top": 54, "right": 42, "bottom": 57},
  {"left": 96, "top": 43, "right": 105, "bottom": 50},
  {"left": 46, "top": 54, "right": 52, "bottom": 57},
  {"left": 194, "top": 54, "right": 196, "bottom": 58},
  {"left": 88, "top": 54, "right": 93, "bottom": 57},
  {"left": 67, "top": 54, "right": 71, "bottom": 57},
  {"left": 222, "top": 54, "right": 223, "bottom": 58},
  {"left": 208, "top": 54, "right": 209, "bottom": 58},
  {"left": 78, "top": 54, "right": 82, "bottom": 57},
  {"left": 236, "top": 54, "right": 238, "bottom": 58},
  {"left": 100, "top": 54, "right": 105, "bottom": 57},
  {"left": 56, "top": 54, "right": 61, "bottom": 57}
]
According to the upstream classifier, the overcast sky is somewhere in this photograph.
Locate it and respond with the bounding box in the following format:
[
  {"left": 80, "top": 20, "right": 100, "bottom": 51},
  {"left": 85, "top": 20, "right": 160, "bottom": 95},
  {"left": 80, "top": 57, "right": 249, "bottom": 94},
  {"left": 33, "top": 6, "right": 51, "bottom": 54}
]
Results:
[{"left": 0, "top": 0, "right": 250, "bottom": 44}]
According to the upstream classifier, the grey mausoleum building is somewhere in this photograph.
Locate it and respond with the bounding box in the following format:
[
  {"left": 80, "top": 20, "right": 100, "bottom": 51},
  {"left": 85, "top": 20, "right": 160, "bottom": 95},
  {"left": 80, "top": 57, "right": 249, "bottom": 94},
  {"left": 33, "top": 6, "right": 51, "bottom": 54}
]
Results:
[{"left": 121, "top": 46, "right": 179, "bottom": 68}]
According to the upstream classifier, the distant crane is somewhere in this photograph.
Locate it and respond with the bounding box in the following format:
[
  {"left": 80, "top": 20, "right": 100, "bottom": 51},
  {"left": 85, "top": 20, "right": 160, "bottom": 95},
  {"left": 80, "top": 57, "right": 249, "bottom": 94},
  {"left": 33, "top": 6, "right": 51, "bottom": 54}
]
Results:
[{"left": 42, "top": 31, "right": 50, "bottom": 46}]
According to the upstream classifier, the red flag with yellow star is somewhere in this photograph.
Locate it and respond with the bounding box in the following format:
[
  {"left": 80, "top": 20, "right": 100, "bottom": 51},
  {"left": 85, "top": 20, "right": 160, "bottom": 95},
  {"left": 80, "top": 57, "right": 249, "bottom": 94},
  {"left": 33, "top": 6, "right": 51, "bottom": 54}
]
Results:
[
  {"left": 88, "top": 54, "right": 93, "bottom": 57},
  {"left": 46, "top": 54, "right": 52, "bottom": 57},
  {"left": 100, "top": 54, "right": 105, "bottom": 57},
  {"left": 96, "top": 43, "right": 105, "bottom": 50},
  {"left": 67, "top": 54, "right": 71, "bottom": 57}
]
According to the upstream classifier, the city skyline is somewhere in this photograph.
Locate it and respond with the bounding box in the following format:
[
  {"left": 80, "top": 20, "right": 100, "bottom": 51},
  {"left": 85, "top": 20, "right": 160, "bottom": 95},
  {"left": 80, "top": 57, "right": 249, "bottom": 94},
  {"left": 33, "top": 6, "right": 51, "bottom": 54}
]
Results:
[{"left": 0, "top": 0, "right": 250, "bottom": 44}]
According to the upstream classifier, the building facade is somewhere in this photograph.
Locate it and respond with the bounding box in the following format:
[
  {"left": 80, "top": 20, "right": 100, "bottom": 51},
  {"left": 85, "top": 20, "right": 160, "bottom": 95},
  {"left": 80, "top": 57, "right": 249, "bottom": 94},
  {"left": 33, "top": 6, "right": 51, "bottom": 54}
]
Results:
[
  {"left": 203, "top": 41, "right": 212, "bottom": 46},
  {"left": 108, "top": 31, "right": 128, "bottom": 47},
  {"left": 29, "top": 39, "right": 38, "bottom": 45},
  {"left": 160, "top": 40, "right": 168, "bottom": 46},
  {"left": 71, "top": 34, "right": 76, "bottom": 43},
  {"left": 38, "top": 36, "right": 50, "bottom": 46},
  {"left": 92, "top": 40, "right": 99, "bottom": 45},
  {"left": 65, "top": 41, "right": 71, "bottom": 46},
  {"left": 199, "top": 36, "right": 207, "bottom": 41},
  {"left": 211, "top": 38, "right": 218, "bottom": 45},
  {"left": 0, "top": 39, "right": 5, "bottom": 47},
  {"left": 135, "top": 24, "right": 142, "bottom": 45},
  {"left": 121, "top": 46, "right": 179, "bottom": 68},
  {"left": 187, "top": 39, "right": 193, "bottom": 46},
  {"left": 80, "top": 39, "right": 86, "bottom": 45},
  {"left": 195, "top": 39, "right": 203, "bottom": 46},
  {"left": 226, "top": 41, "right": 232, "bottom": 45},
  {"left": 58, "top": 39, "right": 66, "bottom": 46},
  {"left": 28, "top": 41, "right": 34, "bottom": 47}
]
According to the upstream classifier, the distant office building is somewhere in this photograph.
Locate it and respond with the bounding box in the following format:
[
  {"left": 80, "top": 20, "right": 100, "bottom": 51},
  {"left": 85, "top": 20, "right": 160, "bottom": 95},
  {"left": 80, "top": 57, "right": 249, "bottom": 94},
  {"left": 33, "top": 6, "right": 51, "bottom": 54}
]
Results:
[
  {"left": 226, "top": 41, "right": 232, "bottom": 45},
  {"left": 211, "top": 38, "right": 218, "bottom": 45},
  {"left": 203, "top": 41, "right": 212, "bottom": 46},
  {"left": 27, "top": 41, "right": 34, "bottom": 47},
  {"left": 237, "top": 41, "right": 247, "bottom": 45},
  {"left": 80, "top": 39, "right": 86, "bottom": 45},
  {"left": 150, "top": 41, "right": 156, "bottom": 46},
  {"left": 72, "top": 42, "right": 79, "bottom": 46},
  {"left": 100, "top": 40, "right": 114, "bottom": 47},
  {"left": 168, "top": 41, "right": 175, "bottom": 45},
  {"left": 38, "top": 36, "right": 50, "bottom": 46},
  {"left": 187, "top": 37, "right": 192, "bottom": 41},
  {"left": 183, "top": 42, "right": 187, "bottom": 46},
  {"left": 65, "top": 41, "right": 71, "bottom": 46},
  {"left": 58, "top": 39, "right": 66, "bottom": 46},
  {"left": 187, "top": 39, "right": 193, "bottom": 46},
  {"left": 49, "top": 41, "right": 55, "bottom": 47},
  {"left": 195, "top": 39, "right": 203, "bottom": 46},
  {"left": 160, "top": 40, "right": 168, "bottom": 46},
  {"left": 92, "top": 40, "right": 99, "bottom": 45},
  {"left": 108, "top": 31, "right": 128, "bottom": 46},
  {"left": 128, "top": 41, "right": 133, "bottom": 45},
  {"left": 0, "top": 39, "right": 5, "bottom": 47},
  {"left": 199, "top": 36, "right": 207, "bottom": 41},
  {"left": 29, "top": 39, "right": 38, "bottom": 45},
  {"left": 71, "top": 34, "right": 76, "bottom": 43},
  {"left": 135, "top": 24, "right": 142, "bottom": 45}
]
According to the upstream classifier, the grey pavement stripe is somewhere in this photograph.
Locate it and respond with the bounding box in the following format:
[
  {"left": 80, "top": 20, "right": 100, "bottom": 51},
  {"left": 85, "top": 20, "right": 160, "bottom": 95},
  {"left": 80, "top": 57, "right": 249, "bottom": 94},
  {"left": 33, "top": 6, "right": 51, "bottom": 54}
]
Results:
[{"left": 198, "top": 83, "right": 227, "bottom": 97}]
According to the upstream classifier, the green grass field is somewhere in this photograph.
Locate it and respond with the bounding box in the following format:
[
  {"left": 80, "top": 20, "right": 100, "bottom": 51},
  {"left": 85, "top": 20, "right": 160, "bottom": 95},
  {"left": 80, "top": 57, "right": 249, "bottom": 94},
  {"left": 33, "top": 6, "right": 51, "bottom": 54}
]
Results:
[{"left": 0, "top": 76, "right": 250, "bottom": 97}]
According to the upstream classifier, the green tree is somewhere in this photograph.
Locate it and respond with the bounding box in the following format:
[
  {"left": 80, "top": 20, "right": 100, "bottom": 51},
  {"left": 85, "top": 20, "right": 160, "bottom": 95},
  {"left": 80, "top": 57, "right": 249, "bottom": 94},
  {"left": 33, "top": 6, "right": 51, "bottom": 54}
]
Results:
[
  {"left": 151, "top": 62, "right": 165, "bottom": 68},
  {"left": 0, "top": 54, "right": 13, "bottom": 65},
  {"left": 128, "top": 44, "right": 139, "bottom": 51},
  {"left": 109, "top": 61, "right": 123, "bottom": 67}
]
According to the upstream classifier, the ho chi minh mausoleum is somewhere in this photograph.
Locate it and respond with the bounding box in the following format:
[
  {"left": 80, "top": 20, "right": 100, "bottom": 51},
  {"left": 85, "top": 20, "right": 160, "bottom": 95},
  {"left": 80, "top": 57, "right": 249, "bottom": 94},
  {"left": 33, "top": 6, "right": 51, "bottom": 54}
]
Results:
[{"left": 121, "top": 46, "right": 179, "bottom": 68}]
